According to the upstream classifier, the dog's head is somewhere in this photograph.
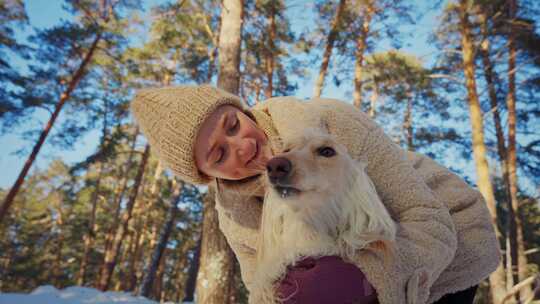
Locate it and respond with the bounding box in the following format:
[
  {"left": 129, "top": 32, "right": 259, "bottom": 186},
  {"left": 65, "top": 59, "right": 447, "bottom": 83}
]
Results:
[
  {"left": 263, "top": 128, "right": 396, "bottom": 250},
  {"left": 265, "top": 129, "right": 354, "bottom": 204}
]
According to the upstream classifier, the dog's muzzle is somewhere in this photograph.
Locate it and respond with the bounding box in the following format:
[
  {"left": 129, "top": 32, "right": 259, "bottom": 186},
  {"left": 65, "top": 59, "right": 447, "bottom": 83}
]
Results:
[
  {"left": 267, "top": 157, "right": 292, "bottom": 183},
  {"left": 266, "top": 157, "right": 301, "bottom": 198}
]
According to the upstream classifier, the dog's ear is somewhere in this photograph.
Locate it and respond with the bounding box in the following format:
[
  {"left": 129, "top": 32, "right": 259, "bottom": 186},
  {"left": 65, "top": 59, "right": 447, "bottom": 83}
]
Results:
[{"left": 338, "top": 159, "right": 397, "bottom": 255}]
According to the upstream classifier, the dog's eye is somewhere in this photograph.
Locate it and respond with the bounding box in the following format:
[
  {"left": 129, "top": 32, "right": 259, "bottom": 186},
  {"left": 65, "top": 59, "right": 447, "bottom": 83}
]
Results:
[
  {"left": 283, "top": 148, "right": 291, "bottom": 153},
  {"left": 317, "top": 146, "right": 336, "bottom": 157}
]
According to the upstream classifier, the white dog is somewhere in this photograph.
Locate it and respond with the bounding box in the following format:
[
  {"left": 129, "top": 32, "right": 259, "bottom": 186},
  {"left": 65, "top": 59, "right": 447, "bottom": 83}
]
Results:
[{"left": 249, "top": 129, "right": 397, "bottom": 304}]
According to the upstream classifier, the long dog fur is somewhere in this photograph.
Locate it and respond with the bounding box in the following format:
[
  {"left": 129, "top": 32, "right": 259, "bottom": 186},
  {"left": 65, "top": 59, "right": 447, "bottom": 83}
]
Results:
[{"left": 249, "top": 130, "right": 397, "bottom": 304}]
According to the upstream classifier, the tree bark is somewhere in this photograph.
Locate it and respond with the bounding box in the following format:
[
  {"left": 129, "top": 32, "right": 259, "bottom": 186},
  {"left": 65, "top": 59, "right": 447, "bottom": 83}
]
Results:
[
  {"left": 506, "top": 0, "right": 532, "bottom": 301},
  {"left": 100, "top": 127, "right": 139, "bottom": 276},
  {"left": 353, "top": 2, "right": 374, "bottom": 109},
  {"left": 98, "top": 144, "right": 150, "bottom": 291},
  {"left": 172, "top": 252, "right": 189, "bottom": 302},
  {"left": 477, "top": 11, "right": 518, "bottom": 300},
  {"left": 53, "top": 203, "right": 65, "bottom": 288},
  {"left": 154, "top": 247, "right": 168, "bottom": 301},
  {"left": 125, "top": 222, "right": 143, "bottom": 291},
  {"left": 403, "top": 95, "right": 414, "bottom": 151},
  {"left": 458, "top": 1, "right": 507, "bottom": 303},
  {"left": 139, "top": 179, "right": 183, "bottom": 298},
  {"left": 368, "top": 80, "right": 378, "bottom": 118},
  {"left": 195, "top": 186, "right": 236, "bottom": 304},
  {"left": 114, "top": 230, "right": 134, "bottom": 291},
  {"left": 130, "top": 163, "right": 164, "bottom": 292},
  {"left": 183, "top": 237, "right": 202, "bottom": 302},
  {"left": 195, "top": 0, "right": 245, "bottom": 302},
  {"left": 312, "top": 0, "right": 347, "bottom": 97},
  {"left": 217, "top": 0, "right": 244, "bottom": 93},
  {"left": 0, "top": 32, "right": 102, "bottom": 223}
]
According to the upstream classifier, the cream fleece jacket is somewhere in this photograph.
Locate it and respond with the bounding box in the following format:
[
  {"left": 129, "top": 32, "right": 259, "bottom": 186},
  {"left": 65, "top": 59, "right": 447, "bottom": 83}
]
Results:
[{"left": 211, "top": 96, "right": 501, "bottom": 304}]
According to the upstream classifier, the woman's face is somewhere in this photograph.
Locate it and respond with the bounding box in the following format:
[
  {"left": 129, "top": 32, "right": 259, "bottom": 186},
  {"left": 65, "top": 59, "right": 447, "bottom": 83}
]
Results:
[{"left": 194, "top": 104, "right": 273, "bottom": 180}]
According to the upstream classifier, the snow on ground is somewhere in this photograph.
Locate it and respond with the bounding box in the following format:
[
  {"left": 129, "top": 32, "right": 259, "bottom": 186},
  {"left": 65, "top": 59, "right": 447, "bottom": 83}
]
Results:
[{"left": 0, "top": 285, "right": 195, "bottom": 304}]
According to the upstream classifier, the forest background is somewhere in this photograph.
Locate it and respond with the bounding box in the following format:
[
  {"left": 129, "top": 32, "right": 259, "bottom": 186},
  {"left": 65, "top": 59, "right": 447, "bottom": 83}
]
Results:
[{"left": 0, "top": 0, "right": 539, "bottom": 303}]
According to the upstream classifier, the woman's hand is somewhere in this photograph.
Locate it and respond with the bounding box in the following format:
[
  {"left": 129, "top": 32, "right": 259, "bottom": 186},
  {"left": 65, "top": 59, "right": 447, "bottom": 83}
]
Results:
[{"left": 275, "top": 255, "right": 379, "bottom": 304}]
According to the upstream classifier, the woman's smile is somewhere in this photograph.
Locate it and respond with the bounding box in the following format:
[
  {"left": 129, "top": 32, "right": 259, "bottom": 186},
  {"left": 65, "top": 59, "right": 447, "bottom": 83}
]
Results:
[{"left": 195, "top": 104, "right": 272, "bottom": 180}]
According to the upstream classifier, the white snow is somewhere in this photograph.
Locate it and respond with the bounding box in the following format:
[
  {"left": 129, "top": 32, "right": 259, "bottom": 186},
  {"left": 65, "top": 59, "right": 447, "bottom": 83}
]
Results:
[{"left": 0, "top": 285, "right": 196, "bottom": 304}]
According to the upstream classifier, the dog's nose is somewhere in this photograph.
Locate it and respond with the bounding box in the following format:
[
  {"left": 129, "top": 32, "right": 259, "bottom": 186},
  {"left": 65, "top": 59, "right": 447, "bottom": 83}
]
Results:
[{"left": 266, "top": 157, "right": 292, "bottom": 183}]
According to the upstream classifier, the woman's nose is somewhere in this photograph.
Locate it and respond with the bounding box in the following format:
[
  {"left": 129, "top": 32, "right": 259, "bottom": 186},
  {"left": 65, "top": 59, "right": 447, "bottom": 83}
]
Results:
[{"left": 235, "top": 138, "right": 256, "bottom": 161}]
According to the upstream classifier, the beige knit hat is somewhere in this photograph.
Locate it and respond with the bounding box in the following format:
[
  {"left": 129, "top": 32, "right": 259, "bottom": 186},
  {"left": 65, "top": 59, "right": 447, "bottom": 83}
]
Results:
[{"left": 130, "top": 84, "right": 251, "bottom": 185}]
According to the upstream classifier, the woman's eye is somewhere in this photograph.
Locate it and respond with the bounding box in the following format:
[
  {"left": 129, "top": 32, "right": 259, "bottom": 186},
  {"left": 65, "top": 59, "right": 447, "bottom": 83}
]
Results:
[
  {"left": 317, "top": 146, "right": 336, "bottom": 157},
  {"left": 216, "top": 148, "right": 225, "bottom": 164},
  {"left": 228, "top": 117, "right": 240, "bottom": 134}
]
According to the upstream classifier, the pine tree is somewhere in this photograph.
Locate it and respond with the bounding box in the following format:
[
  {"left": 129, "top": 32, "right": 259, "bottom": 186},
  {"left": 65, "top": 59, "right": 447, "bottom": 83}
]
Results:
[
  {"left": 0, "top": 0, "right": 142, "bottom": 223},
  {"left": 240, "top": 0, "right": 298, "bottom": 104},
  {"left": 312, "top": 0, "right": 347, "bottom": 97},
  {"left": 98, "top": 144, "right": 150, "bottom": 291},
  {"left": 0, "top": 0, "right": 28, "bottom": 127},
  {"left": 456, "top": 1, "right": 507, "bottom": 302},
  {"left": 140, "top": 179, "right": 183, "bottom": 298},
  {"left": 194, "top": 1, "right": 245, "bottom": 301}
]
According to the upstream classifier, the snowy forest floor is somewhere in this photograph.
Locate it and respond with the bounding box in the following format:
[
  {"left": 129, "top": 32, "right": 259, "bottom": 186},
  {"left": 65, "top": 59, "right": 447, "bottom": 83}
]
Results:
[{"left": 0, "top": 285, "right": 195, "bottom": 304}]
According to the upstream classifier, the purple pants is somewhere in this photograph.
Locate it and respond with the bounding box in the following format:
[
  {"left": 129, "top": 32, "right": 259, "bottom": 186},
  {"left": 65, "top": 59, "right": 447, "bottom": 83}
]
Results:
[{"left": 275, "top": 255, "right": 380, "bottom": 304}]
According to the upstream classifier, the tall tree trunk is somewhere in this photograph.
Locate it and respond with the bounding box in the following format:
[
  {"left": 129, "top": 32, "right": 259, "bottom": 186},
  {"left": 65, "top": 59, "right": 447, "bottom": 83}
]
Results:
[
  {"left": 255, "top": 80, "right": 262, "bottom": 105},
  {"left": 139, "top": 179, "right": 183, "bottom": 298},
  {"left": 195, "top": 187, "right": 236, "bottom": 304},
  {"left": 100, "top": 127, "right": 139, "bottom": 275},
  {"left": 312, "top": 0, "right": 347, "bottom": 97},
  {"left": 141, "top": 163, "right": 163, "bottom": 248},
  {"left": 478, "top": 11, "right": 518, "bottom": 300},
  {"left": 353, "top": 2, "right": 374, "bottom": 109},
  {"left": 114, "top": 230, "right": 134, "bottom": 291},
  {"left": 131, "top": 218, "right": 150, "bottom": 293},
  {"left": 458, "top": 1, "right": 506, "bottom": 303},
  {"left": 506, "top": 0, "right": 532, "bottom": 301},
  {"left": 98, "top": 144, "right": 150, "bottom": 291},
  {"left": 368, "top": 81, "right": 378, "bottom": 118},
  {"left": 53, "top": 205, "right": 65, "bottom": 288},
  {"left": 172, "top": 252, "right": 189, "bottom": 302},
  {"left": 264, "top": 4, "right": 276, "bottom": 98},
  {"left": 130, "top": 162, "right": 164, "bottom": 291},
  {"left": 195, "top": 0, "right": 245, "bottom": 302},
  {"left": 200, "top": 0, "right": 220, "bottom": 84},
  {"left": 183, "top": 237, "right": 202, "bottom": 302},
  {"left": 169, "top": 239, "right": 196, "bottom": 302},
  {"left": 125, "top": 223, "right": 142, "bottom": 291},
  {"left": 154, "top": 248, "right": 168, "bottom": 301},
  {"left": 130, "top": 192, "right": 159, "bottom": 292},
  {"left": 216, "top": 0, "right": 243, "bottom": 93},
  {"left": 403, "top": 96, "right": 414, "bottom": 151},
  {"left": 0, "top": 33, "right": 102, "bottom": 223},
  {"left": 78, "top": 161, "right": 105, "bottom": 285}
]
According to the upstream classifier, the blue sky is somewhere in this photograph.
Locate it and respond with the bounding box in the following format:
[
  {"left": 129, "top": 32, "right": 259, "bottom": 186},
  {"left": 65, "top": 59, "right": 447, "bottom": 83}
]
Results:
[{"left": 3, "top": 0, "right": 535, "bottom": 197}]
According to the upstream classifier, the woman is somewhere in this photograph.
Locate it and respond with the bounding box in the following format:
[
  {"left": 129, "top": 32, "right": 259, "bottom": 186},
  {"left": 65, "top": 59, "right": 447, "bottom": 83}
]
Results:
[{"left": 130, "top": 84, "right": 500, "bottom": 304}]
